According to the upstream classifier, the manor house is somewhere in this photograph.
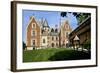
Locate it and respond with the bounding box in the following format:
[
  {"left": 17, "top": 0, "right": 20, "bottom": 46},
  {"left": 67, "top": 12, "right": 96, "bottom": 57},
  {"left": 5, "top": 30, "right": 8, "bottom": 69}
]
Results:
[{"left": 26, "top": 16, "right": 72, "bottom": 50}]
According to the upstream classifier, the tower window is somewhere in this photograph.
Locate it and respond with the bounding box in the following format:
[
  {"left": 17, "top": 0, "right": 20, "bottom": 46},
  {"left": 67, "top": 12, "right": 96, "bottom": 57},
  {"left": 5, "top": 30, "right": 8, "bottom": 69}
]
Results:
[{"left": 66, "top": 32, "right": 69, "bottom": 38}]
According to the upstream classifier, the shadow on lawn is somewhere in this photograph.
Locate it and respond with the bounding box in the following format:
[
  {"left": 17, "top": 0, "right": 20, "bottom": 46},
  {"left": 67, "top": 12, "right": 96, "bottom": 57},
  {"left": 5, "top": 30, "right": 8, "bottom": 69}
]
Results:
[{"left": 48, "top": 50, "right": 91, "bottom": 61}]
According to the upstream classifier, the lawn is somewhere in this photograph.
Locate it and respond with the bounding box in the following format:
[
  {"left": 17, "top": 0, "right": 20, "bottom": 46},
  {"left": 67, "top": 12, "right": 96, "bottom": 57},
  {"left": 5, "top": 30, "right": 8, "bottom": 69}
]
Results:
[{"left": 23, "top": 48, "right": 91, "bottom": 62}]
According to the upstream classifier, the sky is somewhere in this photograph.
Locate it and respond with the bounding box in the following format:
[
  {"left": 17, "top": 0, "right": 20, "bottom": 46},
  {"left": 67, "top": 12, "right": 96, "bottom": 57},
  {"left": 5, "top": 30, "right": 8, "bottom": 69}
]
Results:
[{"left": 22, "top": 10, "right": 78, "bottom": 43}]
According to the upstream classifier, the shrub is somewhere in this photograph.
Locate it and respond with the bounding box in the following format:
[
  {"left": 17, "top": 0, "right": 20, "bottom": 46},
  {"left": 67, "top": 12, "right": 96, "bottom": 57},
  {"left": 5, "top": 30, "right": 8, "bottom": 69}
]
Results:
[
  {"left": 83, "top": 40, "right": 91, "bottom": 50},
  {"left": 23, "top": 42, "right": 26, "bottom": 50}
]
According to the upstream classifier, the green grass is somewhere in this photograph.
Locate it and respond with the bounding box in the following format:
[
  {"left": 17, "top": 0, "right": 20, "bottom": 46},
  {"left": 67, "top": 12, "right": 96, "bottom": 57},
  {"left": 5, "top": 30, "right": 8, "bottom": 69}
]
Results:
[{"left": 23, "top": 48, "right": 91, "bottom": 62}]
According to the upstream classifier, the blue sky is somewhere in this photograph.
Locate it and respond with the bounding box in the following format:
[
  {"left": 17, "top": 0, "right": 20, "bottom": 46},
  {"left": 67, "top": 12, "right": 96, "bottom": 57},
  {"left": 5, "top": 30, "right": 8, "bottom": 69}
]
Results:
[{"left": 22, "top": 10, "right": 78, "bottom": 43}]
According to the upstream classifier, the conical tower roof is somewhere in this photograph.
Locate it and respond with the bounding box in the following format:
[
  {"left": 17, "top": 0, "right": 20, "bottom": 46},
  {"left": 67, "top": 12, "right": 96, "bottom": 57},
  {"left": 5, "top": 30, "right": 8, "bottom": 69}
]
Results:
[{"left": 42, "top": 19, "right": 49, "bottom": 27}]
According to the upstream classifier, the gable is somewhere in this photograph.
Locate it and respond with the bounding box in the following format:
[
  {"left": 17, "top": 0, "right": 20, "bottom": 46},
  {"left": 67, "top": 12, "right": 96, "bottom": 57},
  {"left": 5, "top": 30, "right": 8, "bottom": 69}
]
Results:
[{"left": 27, "top": 16, "right": 40, "bottom": 31}]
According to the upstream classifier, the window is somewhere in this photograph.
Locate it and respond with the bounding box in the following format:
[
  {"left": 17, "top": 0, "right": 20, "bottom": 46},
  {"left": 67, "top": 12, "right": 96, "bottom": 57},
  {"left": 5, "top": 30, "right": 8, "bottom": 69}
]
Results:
[
  {"left": 33, "top": 40, "right": 35, "bottom": 46},
  {"left": 52, "top": 37, "right": 54, "bottom": 40},
  {"left": 41, "top": 29, "right": 44, "bottom": 34},
  {"left": 56, "top": 43, "right": 58, "bottom": 47},
  {"left": 52, "top": 43, "right": 54, "bottom": 47},
  {"left": 31, "top": 40, "right": 35, "bottom": 46},
  {"left": 43, "top": 39, "right": 45, "bottom": 43},
  {"left": 31, "top": 30, "right": 35, "bottom": 36},
  {"left": 55, "top": 29, "right": 58, "bottom": 32},
  {"left": 66, "top": 32, "right": 69, "bottom": 38},
  {"left": 56, "top": 37, "right": 58, "bottom": 40},
  {"left": 32, "top": 23, "right": 36, "bottom": 28},
  {"left": 51, "top": 28, "right": 54, "bottom": 32}
]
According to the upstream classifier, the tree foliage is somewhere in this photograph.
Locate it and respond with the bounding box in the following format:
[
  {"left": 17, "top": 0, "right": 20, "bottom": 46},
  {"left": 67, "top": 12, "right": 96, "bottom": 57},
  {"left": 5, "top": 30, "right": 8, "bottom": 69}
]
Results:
[
  {"left": 61, "top": 12, "right": 67, "bottom": 17},
  {"left": 60, "top": 12, "right": 91, "bottom": 24},
  {"left": 23, "top": 42, "right": 26, "bottom": 50}
]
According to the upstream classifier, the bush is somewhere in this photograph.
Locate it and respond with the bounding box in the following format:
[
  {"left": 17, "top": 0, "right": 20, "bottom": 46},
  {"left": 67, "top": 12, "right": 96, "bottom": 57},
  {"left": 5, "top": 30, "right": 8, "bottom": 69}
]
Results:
[
  {"left": 83, "top": 40, "right": 91, "bottom": 50},
  {"left": 23, "top": 42, "right": 26, "bottom": 50}
]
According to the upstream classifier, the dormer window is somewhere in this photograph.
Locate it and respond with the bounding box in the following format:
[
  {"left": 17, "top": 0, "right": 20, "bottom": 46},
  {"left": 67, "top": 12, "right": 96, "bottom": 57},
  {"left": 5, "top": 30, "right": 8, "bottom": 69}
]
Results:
[
  {"left": 55, "top": 29, "right": 58, "bottom": 32},
  {"left": 51, "top": 28, "right": 54, "bottom": 32}
]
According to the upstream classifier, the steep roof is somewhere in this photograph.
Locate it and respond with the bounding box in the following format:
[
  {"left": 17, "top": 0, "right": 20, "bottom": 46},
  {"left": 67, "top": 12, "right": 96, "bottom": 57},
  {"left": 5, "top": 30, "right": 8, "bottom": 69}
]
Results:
[
  {"left": 42, "top": 18, "right": 49, "bottom": 28},
  {"left": 27, "top": 16, "right": 50, "bottom": 29},
  {"left": 74, "top": 35, "right": 80, "bottom": 40},
  {"left": 61, "top": 20, "right": 71, "bottom": 28}
]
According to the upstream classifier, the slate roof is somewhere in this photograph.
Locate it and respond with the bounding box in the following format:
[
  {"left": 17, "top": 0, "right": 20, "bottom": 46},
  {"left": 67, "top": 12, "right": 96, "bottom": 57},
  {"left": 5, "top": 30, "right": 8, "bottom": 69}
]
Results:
[{"left": 42, "top": 19, "right": 49, "bottom": 27}]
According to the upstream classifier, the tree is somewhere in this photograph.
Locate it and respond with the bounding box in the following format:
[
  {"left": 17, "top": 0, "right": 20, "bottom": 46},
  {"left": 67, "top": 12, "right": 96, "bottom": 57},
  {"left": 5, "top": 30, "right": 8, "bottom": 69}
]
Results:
[
  {"left": 61, "top": 12, "right": 67, "bottom": 17},
  {"left": 60, "top": 12, "right": 90, "bottom": 24},
  {"left": 76, "top": 13, "right": 91, "bottom": 24},
  {"left": 23, "top": 42, "right": 26, "bottom": 50}
]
